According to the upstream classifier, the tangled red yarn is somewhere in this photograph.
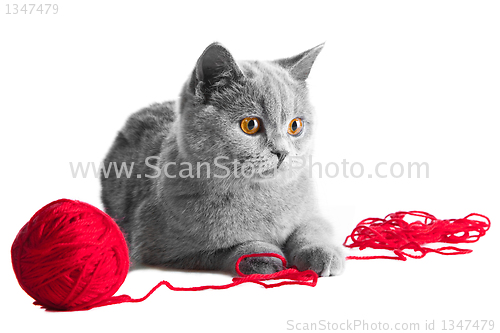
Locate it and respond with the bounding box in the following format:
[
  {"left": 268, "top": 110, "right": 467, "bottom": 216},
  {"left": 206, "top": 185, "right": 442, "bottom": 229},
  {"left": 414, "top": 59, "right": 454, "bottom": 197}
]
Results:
[{"left": 343, "top": 211, "right": 490, "bottom": 261}]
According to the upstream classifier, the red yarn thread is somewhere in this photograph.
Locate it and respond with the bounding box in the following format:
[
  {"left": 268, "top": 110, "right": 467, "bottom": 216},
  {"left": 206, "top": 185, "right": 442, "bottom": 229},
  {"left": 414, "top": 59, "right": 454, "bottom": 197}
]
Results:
[
  {"left": 11, "top": 199, "right": 317, "bottom": 311},
  {"left": 12, "top": 200, "right": 491, "bottom": 311},
  {"left": 343, "top": 211, "right": 490, "bottom": 261},
  {"left": 101, "top": 253, "right": 317, "bottom": 309}
]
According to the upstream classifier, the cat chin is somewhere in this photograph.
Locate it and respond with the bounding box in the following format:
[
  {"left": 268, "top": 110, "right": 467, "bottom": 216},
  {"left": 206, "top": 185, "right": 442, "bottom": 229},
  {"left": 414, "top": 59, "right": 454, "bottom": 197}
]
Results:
[{"left": 250, "top": 168, "right": 299, "bottom": 183}]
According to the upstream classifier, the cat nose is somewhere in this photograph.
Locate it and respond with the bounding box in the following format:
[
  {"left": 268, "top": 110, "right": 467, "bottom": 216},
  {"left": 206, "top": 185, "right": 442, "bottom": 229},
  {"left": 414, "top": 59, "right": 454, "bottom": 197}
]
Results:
[{"left": 271, "top": 150, "right": 289, "bottom": 169}]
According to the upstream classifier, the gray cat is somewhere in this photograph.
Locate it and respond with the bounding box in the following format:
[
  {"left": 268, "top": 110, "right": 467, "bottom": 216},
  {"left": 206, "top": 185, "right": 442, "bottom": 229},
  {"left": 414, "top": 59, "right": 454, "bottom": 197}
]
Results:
[{"left": 100, "top": 42, "right": 344, "bottom": 276}]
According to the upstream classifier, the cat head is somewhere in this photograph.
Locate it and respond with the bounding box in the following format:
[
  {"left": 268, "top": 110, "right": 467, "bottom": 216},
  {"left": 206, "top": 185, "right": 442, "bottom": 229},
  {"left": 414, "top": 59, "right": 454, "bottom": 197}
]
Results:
[{"left": 176, "top": 42, "right": 324, "bottom": 181}]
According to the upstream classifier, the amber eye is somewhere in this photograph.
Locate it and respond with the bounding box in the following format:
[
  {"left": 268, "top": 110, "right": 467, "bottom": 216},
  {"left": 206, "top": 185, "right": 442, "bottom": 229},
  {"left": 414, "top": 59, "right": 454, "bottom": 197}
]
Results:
[
  {"left": 288, "top": 118, "right": 303, "bottom": 136},
  {"left": 240, "top": 117, "right": 261, "bottom": 135}
]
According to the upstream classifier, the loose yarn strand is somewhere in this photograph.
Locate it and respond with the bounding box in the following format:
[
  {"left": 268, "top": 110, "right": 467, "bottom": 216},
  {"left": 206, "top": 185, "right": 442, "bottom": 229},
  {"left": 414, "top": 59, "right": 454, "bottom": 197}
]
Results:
[
  {"left": 81, "top": 253, "right": 317, "bottom": 311},
  {"left": 343, "top": 211, "right": 490, "bottom": 261}
]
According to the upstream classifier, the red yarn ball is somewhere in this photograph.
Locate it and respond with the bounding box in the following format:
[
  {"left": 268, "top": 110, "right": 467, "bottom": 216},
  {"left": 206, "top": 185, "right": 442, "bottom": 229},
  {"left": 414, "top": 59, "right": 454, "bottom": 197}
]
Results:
[{"left": 11, "top": 199, "right": 129, "bottom": 311}]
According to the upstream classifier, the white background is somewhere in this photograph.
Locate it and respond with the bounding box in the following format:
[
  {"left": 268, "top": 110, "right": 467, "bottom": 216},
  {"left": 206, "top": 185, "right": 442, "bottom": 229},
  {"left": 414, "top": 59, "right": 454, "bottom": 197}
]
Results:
[{"left": 1, "top": 1, "right": 499, "bottom": 332}]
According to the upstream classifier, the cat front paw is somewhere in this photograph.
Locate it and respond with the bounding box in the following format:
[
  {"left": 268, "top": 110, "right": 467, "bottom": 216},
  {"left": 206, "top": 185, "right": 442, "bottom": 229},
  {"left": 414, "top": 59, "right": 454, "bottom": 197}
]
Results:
[
  {"left": 237, "top": 255, "right": 284, "bottom": 275},
  {"left": 292, "top": 246, "right": 345, "bottom": 277}
]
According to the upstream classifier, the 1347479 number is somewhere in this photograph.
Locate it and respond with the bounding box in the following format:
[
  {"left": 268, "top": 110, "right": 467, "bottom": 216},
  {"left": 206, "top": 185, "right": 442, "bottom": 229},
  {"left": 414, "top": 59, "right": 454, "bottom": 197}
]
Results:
[
  {"left": 442, "top": 320, "right": 494, "bottom": 331},
  {"left": 6, "top": 4, "right": 58, "bottom": 14}
]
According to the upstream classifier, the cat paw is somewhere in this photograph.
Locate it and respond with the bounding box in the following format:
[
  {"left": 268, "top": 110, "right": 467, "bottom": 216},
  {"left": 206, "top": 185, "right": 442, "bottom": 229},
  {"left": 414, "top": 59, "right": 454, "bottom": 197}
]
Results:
[
  {"left": 292, "top": 246, "right": 345, "bottom": 277},
  {"left": 237, "top": 255, "right": 284, "bottom": 275}
]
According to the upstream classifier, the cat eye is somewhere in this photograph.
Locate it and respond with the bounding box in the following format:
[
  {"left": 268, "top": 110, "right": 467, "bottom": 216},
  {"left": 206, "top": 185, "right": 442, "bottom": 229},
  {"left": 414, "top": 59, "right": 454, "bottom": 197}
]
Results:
[
  {"left": 288, "top": 118, "right": 303, "bottom": 136},
  {"left": 240, "top": 117, "right": 261, "bottom": 135}
]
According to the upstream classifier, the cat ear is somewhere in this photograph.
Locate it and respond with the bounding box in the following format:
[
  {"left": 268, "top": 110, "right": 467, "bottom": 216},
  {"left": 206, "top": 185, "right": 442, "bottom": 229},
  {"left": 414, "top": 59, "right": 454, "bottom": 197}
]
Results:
[
  {"left": 274, "top": 43, "right": 325, "bottom": 81},
  {"left": 189, "top": 42, "right": 244, "bottom": 101}
]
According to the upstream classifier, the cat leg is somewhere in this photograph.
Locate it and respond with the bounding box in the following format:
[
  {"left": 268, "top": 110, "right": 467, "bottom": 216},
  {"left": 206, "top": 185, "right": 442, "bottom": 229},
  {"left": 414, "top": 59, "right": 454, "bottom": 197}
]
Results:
[
  {"left": 223, "top": 241, "right": 286, "bottom": 275},
  {"left": 284, "top": 218, "right": 345, "bottom": 277}
]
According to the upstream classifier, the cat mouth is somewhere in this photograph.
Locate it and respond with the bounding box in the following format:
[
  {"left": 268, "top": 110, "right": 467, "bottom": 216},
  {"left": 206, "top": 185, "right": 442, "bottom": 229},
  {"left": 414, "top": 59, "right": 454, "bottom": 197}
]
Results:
[
  {"left": 276, "top": 158, "right": 285, "bottom": 170},
  {"left": 259, "top": 167, "right": 277, "bottom": 177},
  {"left": 255, "top": 163, "right": 284, "bottom": 179}
]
